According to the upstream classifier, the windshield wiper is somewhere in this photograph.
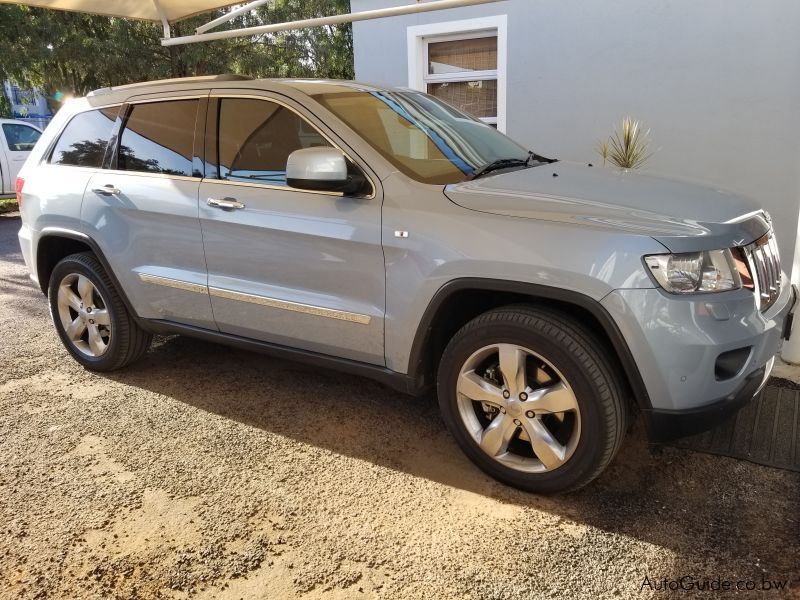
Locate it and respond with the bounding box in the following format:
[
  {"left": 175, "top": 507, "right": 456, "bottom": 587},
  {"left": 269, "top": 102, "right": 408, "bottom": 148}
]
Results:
[
  {"left": 469, "top": 151, "right": 558, "bottom": 181},
  {"left": 469, "top": 158, "right": 528, "bottom": 180},
  {"left": 526, "top": 151, "right": 557, "bottom": 166}
]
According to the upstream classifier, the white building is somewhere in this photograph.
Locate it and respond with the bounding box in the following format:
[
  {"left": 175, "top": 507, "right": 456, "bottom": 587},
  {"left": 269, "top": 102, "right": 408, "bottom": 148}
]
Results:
[
  {"left": 3, "top": 81, "right": 52, "bottom": 130},
  {"left": 352, "top": 0, "right": 800, "bottom": 278}
]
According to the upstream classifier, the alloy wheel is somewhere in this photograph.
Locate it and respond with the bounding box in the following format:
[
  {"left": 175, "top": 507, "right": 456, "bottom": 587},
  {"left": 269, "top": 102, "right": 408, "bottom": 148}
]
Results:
[
  {"left": 56, "top": 273, "right": 112, "bottom": 357},
  {"left": 456, "top": 343, "right": 581, "bottom": 473}
]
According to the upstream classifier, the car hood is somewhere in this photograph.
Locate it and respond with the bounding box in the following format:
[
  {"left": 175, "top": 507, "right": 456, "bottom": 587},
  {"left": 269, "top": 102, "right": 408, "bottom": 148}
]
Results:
[{"left": 444, "top": 162, "right": 769, "bottom": 252}]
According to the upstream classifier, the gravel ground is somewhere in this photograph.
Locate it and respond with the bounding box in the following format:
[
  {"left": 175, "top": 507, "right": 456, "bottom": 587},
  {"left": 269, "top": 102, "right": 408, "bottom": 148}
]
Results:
[{"left": 1, "top": 214, "right": 798, "bottom": 599}]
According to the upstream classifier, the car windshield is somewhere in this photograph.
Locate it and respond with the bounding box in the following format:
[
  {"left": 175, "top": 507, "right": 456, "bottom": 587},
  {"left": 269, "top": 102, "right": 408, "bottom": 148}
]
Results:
[{"left": 313, "top": 89, "right": 531, "bottom": 185}]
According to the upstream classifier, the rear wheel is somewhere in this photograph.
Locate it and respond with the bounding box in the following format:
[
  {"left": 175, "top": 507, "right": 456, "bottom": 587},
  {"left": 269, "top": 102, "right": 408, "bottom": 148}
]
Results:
[
  {"left": 48, "top": 252, "right": 151, "bottom": 371},
  {"left": 437, "top": 305, "right": 628, "bottom": 493}
]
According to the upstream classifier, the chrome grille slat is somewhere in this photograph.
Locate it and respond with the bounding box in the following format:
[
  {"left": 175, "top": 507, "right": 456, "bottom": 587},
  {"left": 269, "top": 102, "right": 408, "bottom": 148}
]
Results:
[
  {"left": 762, "top": 242, "right": 774, "bottom": 295},
  {"left": 744, "top": 230, "right": 781, "bottom": 311},
  {"left": 769, "top": 237, "right": 781, "bottom": 290}
]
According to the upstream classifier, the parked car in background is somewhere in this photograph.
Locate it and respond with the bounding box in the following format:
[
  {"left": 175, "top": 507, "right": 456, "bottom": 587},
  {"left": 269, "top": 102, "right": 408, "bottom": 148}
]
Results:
[
  {"left": 0, "top": 118, "right": 41, "bottom": 197},
  {"left": 14, "top": 75, "right": 797, "bottom": 493}
]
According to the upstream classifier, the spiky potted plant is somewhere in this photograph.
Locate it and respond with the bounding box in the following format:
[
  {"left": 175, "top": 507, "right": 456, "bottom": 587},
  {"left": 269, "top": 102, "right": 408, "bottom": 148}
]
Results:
[{"left": 596, "top": 117, "right": 652, "bottom": 169}]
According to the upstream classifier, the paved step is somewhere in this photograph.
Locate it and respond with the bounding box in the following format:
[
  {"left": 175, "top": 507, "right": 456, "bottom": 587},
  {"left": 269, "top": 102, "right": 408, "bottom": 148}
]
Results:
[{"left": 670, "top": 379, "right": 800, "bottom": 472}]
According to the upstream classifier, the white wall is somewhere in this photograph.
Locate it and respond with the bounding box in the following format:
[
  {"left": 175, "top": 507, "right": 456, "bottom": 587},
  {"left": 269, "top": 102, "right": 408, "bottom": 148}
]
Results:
[{"left": 353, "top": 0, "right": 800, "bottom": 277}]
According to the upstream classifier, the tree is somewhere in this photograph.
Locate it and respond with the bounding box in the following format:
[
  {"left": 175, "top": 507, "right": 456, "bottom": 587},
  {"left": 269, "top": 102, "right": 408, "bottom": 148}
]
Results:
[
  {"left": 0, "top": 1, "right": 353, "bottom": 106},
  {"left": 0, "top": 93, "right": 10, "bottom": 118},
  {"left": 242, "top": 0, "right": 354, "bottom": 79}
]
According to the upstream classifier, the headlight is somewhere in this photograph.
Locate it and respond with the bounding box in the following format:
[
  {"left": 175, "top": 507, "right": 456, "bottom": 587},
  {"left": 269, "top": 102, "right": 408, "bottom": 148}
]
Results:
[{"left": 644, "top": 249, "right": 742, "bottom": 294}]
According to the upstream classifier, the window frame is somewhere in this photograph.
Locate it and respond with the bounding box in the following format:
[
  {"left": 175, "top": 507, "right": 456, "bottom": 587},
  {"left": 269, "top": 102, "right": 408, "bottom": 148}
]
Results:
[
  {"left": 111, "top": 97, "right": 204, "bottom": 179},
  {"left": 407, "top": 15, "right": 508, "bottom": 132}
]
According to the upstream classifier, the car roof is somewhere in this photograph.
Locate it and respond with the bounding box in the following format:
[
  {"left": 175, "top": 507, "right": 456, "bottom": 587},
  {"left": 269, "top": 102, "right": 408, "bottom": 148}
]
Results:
[{"left": 85, "top": 74, "right": 397, "bottom": 106}]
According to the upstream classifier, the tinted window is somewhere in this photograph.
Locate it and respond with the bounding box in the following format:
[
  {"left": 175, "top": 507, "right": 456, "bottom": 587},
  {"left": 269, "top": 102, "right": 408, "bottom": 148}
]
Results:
[
  {"left": 2, "top": 123, "right": 41, "bottom": 152},
  {"left": 118, "top": 100, "right": 197, "bottom": 177},
  {"left": 50, "top": 107, "right": 119, "bottom": 167},
  {"left": 218, "top": 98, "right": 330, "bottom": 185}
]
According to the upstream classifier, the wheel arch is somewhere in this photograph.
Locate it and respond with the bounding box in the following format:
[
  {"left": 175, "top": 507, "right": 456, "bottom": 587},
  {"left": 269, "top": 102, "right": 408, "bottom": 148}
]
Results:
[
  {"left": 407, "top": 278, "right": 652, "bottom": 410},
  {"left": 36, "top": 228, "right": 141, "bottom": 322}
]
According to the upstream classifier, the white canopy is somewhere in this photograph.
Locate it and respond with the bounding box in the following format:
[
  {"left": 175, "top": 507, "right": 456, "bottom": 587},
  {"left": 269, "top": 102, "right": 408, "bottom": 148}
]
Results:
[
  {"left": 0, "top": 0, "right": 237, "bottom": 22},
  {"left": 0, "top": 0, "right": 504, "bottom": 45}
]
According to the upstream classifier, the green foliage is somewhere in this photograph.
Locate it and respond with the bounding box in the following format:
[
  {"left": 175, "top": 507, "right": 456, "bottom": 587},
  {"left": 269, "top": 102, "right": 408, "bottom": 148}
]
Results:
[
  {"left": 0, "top": 1, "right": 353, "bottom": 105},
  {"left": 0, "top": 92, "right": 11, "bottom": 118},
  {"left": 238, "top": 0, "right": 354, "bottom": 79},
  {"left": 596, "top": 117, "right": 653, "bottom": 170}
]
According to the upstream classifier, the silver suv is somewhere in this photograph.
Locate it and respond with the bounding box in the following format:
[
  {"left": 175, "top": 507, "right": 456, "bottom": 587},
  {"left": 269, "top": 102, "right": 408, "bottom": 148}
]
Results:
[{"left": 16, "top": 75, "right": 796, "bottom": 493}]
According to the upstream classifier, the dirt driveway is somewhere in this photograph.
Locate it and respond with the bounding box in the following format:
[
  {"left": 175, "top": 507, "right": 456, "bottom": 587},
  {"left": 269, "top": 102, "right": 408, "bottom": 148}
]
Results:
[{"left": 0, "top": 214, "right": 798, "bottom": 599}]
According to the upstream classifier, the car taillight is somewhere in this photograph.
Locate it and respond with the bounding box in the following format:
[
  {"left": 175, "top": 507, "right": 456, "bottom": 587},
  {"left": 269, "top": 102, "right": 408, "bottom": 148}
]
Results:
[{"left": 15, "top": 177, "right": 24, "bottom": 208}]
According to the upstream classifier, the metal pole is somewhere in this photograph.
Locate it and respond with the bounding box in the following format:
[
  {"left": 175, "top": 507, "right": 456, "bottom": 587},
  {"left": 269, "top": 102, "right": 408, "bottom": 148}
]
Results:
[
  {"left": 195, "top": 0, "right": 272, "bottom": 35},
  {"left": 162, "top": 0, "right": 506, "bottom": 46},
  {"left": 152, "top": 0, "right": 171, "bottom": 39}
]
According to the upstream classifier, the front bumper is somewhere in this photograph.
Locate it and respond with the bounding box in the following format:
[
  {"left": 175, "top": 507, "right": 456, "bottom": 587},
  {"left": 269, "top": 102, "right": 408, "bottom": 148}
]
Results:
[
  {"left": 602, "top": 280, "right": 796, "bottom": 442},
  {"left": 643, "top": 358, "right": 772, "bottom": 442}
]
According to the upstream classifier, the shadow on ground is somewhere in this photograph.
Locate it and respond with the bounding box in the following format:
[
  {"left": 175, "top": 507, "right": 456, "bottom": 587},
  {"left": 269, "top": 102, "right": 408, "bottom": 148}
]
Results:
[{"left": 105, "top": 333, "right": 800, "bottom": 583}]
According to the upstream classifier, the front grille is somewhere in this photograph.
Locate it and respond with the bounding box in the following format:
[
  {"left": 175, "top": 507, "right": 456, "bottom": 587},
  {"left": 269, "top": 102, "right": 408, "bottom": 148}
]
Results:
[{"left": 743, "top": 231, "right": 781, "bottom": 311}]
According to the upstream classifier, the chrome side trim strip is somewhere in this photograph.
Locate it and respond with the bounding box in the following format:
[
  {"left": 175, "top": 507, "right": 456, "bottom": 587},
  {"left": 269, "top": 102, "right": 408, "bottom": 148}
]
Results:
[
  {"left": 137, "top": 272, "right": 208, "bottom": 294},
  {"left": 103, "top": 168, "right": 202, "bottom": 182},
  {"left": 137, "top": 271, "right": 371, "bottom": 324},
  {"left": 204, "top": 177, "right": 343, "bottom": 196},
  {"left": 208, "top": 286, "right": 372, "bottom": 325}
]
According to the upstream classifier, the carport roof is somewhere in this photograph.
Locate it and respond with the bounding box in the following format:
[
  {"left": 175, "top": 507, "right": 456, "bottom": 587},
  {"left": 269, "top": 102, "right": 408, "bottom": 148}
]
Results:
[
  {"left": 0, "top": 0, "right": 505, "bottom": 46},
  {"left": 0, "top": 0, "right": 237, "bottom": 22}
]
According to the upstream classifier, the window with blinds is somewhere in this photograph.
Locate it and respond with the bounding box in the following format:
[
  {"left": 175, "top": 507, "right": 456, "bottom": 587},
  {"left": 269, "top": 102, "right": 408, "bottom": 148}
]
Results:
[{"left": 423, "top": 35, "right": 499, "bottom": 126}]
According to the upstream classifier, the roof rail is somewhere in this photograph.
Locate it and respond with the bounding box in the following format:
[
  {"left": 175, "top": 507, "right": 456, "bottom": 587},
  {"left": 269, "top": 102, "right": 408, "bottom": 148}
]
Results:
[{"left": 88, "top": 74, "right": 253, "bottom": 97}]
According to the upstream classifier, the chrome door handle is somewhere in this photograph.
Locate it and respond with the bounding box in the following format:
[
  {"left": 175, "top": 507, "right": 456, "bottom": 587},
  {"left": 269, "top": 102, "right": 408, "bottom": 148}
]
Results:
[
  {"left": 92, "top": 185, "right": 121, "bottom": 195},
  {"left": 207, "top": 197, "right": 245, "bottom": 210}
]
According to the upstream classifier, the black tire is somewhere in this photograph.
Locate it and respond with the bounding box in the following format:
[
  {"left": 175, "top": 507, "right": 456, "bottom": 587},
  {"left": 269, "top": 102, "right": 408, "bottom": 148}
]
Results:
[
  {"left": 48, "top": 252, "right": 151, "bottom": 371},
  {"left": 437, "top": 305, "right": 629, "bottom": 494}
]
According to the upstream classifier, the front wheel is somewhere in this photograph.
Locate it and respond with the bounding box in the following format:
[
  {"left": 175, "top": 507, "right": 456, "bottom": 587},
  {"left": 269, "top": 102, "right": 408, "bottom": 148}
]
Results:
[
  {"left": 48, "top": 252, "right": 151, "bottom": 371},
  {"left": 437, "top": 305, "right": 628, "bottom": 493}
]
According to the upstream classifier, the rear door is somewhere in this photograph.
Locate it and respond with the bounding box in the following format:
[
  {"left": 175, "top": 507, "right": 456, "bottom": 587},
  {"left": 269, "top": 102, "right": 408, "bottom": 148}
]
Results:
[
  {"left": 82, "top": 94, "right": 215, "bottom": 329},
  {"left": 198, "top": 92, "right": 385, "bottom": 364}
]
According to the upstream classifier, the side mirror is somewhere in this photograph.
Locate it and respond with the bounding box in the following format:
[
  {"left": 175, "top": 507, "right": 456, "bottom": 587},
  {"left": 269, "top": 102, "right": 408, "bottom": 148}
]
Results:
[{"left": 286, "top": 147, "right": 365, "bottom": 194}]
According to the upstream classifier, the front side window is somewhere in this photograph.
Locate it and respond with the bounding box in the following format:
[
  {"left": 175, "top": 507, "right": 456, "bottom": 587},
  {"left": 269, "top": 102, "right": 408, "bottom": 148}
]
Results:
[
  {"left": 118, "top": 100, "right": 197, "bottom": 177},
  {"left": 217, "top": 98, "right": 331, "bottom": 186},
  {"left": 315, "top": 90, "right": 528, "bottom": 185},
  {"left": 50, "top": 107, "right": 119, "bottom": 167},
  {"left": 2, "top": 123, "right": 41, "bottom": 152}
]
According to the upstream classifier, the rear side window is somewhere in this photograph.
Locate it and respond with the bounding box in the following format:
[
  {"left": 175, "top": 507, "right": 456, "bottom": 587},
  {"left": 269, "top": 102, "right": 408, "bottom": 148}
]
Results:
[
  {"left": 217, "top": 98, "right": 330, "bottom": 185},
  {"left": 2, "top": 123, "right": 41, "bottom": 151},
  {"left": 118, "top": 100, "right": 198, "bottom": 177},
  {"left": 50, "top": 107, "right": 119, "bottom": 167}
]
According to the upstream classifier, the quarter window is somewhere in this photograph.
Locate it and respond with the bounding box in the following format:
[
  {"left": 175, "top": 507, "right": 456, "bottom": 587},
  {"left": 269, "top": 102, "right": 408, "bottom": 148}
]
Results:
[
  {"left": 118, "top": 100, "right": 198, "bottom": 177},
  {"left": 2, "top": 123, "right": 41, "bottom": 152},
  {"left": 217, "top": 98, "right": 330, "bottom": 185},
  {"left": 50, "top": 107, "right": 120, "bottom": 167}
]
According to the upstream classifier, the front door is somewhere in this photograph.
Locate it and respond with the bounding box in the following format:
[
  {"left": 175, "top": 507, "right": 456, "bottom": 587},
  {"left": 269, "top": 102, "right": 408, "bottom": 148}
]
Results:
[{"left": 199, "top": 93, "right": 385, "bottom": 365}]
